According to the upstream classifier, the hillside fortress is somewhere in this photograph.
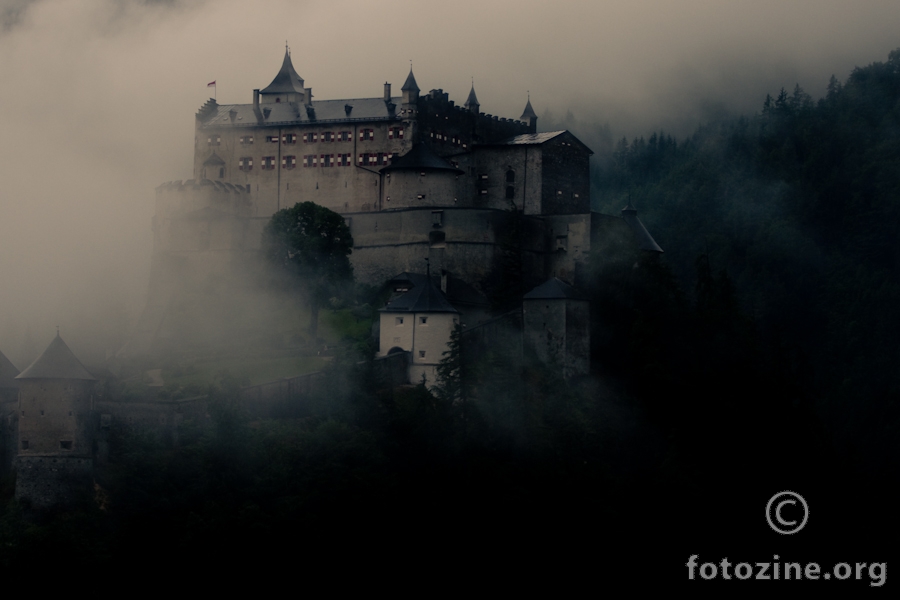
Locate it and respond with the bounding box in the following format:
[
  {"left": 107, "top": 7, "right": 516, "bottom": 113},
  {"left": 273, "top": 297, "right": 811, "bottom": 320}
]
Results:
[
  {"left": 2, "top": 50, "right": 663, "bottom": 508},
  {"left": 131, "top": 48, "right": 617, "bottom": 353}
]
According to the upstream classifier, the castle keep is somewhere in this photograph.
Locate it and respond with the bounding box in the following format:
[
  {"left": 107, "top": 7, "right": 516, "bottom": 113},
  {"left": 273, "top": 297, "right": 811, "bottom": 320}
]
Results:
[{"left": 146, "top": 49, "right": 593, "bottom": 311}]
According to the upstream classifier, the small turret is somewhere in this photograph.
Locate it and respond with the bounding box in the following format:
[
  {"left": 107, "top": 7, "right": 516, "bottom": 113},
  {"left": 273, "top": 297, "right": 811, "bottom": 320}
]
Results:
[
  {"left": 401, "top": 66, "right": 420, "bottom": 109},
  {"left": 464, "top": 82, "right": 480, "bottom": 114},
  {"left": 259, "top": 45, "right": 306, "bottom": 104},
  {"left": 520, "top": 94, "right": 538, "bottom": 132}
]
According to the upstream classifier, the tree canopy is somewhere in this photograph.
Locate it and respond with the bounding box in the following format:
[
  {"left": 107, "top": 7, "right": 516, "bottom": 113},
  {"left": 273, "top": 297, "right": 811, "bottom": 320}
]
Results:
[{"left": 263, "top": 201, "right": 353, "bottom": 338}]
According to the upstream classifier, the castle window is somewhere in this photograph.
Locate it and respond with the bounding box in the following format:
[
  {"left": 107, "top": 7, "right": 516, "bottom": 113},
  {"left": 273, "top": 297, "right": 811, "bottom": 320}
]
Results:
[
  {"left": 557, "top": 190, "right": 563, "bottom": 195},
  {"left": 388, "top": 127, "right": 404, "bottom": 140},
  {"left": 338, "top": 153, "right": 351, "bottom": 167},
  {"left": 432, "top": 211, "right": 442, "bottom": 227},
  {"left": 207, "top": 134, "right": 221, "bottom": 146},
  {"left": 360, "top": 129, "right": 375, "bottom": 141},
  {"left": 338, "top": 131, "right": 352, "bottom": 142},
  {"left": 321, "top": 154, "right": 334, "bottom": 167},
  {"left": 282, "top": 155, "right": 296, "bottom": 169},
  {"left": 506, "top": 186, "right": 515, "bottom": 199},
  {"left": 282, "top": 133, "right": 297, "bottom": 144},
  {"left": 573, "top": 193, "right": 580, "bottom": 198},
  {"left": 262, "top": 156, "right": 276, "bottom": 170},
  {"left": 420, "top": 317, "right": 428, "bottom": 324},
  {"left": 239, "top": 135, "right": 254, "bottom": 145},
  {"left": 375, "top": 152, "right": 387, "bottom": 166},
  {"left": 21, "top": 440, "right": 28, "bottom": 450},
  {"left": 479, "top": 173, "right": 488, "bottom": 181},
  {"left": 386, "top": 153, "right": 393, "bottom": 165},
  {"left": 396, "top": 317, "right": 404, "bottom": 325},
  {"left": 60, "top": 441, "right": 73, "bottom": 451},
  {"left": 417, "top": 194, "right": 426, "bottom": 200},
  {"left": 556, "top": 236, "right": 568, "bottom": 251},
  {"left": 266, "top": 135, "right": 280, "bottom": 143},
  {"left": 40, "top": 410, "right": 44, "bottom": 416},
  {"left": 506, "top": 169, "right": 515, "bottom": 183},
  {"left": 303, "top": 132, "right": 318, "bottom": 143},
  {"left": 219, "top": 167, "right": 224, "bottom": 178},
  {"left": 419, "top": 350, "right": 426, "bottom": 358},
  {"left": 322, "top": 132, "right": 335, "bottom": 142}
]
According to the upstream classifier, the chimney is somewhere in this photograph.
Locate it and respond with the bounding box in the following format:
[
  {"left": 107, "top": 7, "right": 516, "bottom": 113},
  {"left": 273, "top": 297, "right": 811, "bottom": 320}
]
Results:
[
  {"left": 384, "top": 82, "right": 391, "bottom": 102},
  {"left": 253, "top": 89, "right": 260, "bottom": 111}
]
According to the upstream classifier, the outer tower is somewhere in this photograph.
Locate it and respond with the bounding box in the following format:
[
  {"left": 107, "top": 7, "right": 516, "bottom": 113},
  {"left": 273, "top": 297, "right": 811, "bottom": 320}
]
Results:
[
  {"left": 522, "top": 278, "right": 590, "bottom": 379},
  {"left": 14, "top": 333, "right": 97, "bottom": 509},
  {"left": 401, "top": 66, "right": 420, "bottom": 125}
]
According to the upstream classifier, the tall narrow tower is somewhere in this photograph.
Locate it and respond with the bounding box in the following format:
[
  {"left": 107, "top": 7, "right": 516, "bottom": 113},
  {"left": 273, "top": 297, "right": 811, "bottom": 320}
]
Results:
[{"left": 14, "top": 333, "right": 96, "bottom": 509}]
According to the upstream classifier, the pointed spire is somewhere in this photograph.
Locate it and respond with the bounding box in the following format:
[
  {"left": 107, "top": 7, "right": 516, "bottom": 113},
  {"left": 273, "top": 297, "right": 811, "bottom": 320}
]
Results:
[
  {"left": 520, "top": 93, "right": 537, "bottom": 121},
  {"left": 464, "top": 81, "right": 480, "bottom": 112},
  {"left": 260, "top": 46, "right": 305, "bottom": 97},
  {"left": 401, "top": 65, "right": 419, "bottom": 92}
]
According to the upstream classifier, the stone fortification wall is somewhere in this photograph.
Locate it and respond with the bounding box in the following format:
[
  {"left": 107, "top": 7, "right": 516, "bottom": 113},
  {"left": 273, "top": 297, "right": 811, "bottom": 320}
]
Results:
[
  {"left": 14, "top": 455, "right": 93, "bottom": 510},
  {"left": 348, "top": 207, "right": 510, "bottom": 288}
]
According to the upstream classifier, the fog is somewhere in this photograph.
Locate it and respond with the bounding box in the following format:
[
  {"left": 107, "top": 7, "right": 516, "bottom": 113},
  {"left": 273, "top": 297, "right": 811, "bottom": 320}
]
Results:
[{"left": 1, "top": 0, "right": 898, "bottom": 366}]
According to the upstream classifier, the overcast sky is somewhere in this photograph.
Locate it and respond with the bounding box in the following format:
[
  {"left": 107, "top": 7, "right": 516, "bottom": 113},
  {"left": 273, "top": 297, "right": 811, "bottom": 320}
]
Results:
[{"left": 1, "top": 0, "right": 898, "bottom": 363}]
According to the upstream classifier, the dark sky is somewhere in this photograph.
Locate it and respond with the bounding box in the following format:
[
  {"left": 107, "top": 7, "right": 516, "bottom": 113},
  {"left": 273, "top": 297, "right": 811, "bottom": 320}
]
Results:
[{"left": 1, "top": 0, "right": 898, "bottom": 362}]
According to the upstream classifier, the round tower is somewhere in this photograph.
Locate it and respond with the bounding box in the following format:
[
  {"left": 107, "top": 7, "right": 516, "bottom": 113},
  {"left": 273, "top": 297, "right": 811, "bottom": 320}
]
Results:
[{"left": 14, "top": 333, "right": 96, "bottom": 509}]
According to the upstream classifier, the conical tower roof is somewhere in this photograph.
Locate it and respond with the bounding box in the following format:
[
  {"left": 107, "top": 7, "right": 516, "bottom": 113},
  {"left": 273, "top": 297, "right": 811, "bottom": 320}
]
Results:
[
  {"left": 621, "top": 202, "right": 664, "bottom": 253},
  {"left": 16, "top": 333, "right": 96, "bottom": 381},
  {"left": 260, "top": 48, "right": 305, "bottom": 95},
  {"left": 520, "top": 95, "right": 537, "bottom": 121},
  {"left": 464, "top": 84, "right": 479, "bottom": 108},
  {"left": 0, "top": 349, "right": 19, "bottom": 389},
  {"left": 401, "top": 67, "right": 419, "bottom": 92}
]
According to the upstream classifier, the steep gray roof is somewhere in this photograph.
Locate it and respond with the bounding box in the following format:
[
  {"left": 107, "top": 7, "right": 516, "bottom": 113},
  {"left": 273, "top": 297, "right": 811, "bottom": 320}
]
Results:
[
  {"left": 381, "top": 142, "right": 463, "bottom": 173},
  {"left": 401, "top": 67, "right": 419, "bottom": 92},
  {"left": 200, "top": 97, "right": 401, "bottom": 128},
  {"left": 520, "top": 97, "right": 537, "bottom": 120},
  {"left": 16, "top": 334, "right": 96, "bottom": 381},
  {"left": 0, "top": 350, "right": 19, "bottom": 389},
  {"left": 499, "top": 131, "right": 566, "bottom": 145},
  {"left": 260, "top": 49, "right": 305, "bottom": 95},
  {"left": 621, "top": 203, "right": 664, "bottom": 253},
  {"left": 382, "top": 277, "right": 458, "bottom": 314},
  {"left": 523, "top": 278, "right": 587, "bottom": 301}
]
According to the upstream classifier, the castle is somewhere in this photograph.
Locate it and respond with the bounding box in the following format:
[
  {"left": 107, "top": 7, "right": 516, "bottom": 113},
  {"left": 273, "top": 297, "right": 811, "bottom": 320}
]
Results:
[{"left": 2, "top": 50, "right": 662, "bottom": 508}]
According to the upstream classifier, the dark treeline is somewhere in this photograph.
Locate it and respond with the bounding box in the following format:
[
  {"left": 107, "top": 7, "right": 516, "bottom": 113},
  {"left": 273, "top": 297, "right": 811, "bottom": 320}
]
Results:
[
  {"left": 594, "top": 49, "right": 900, "bottom": 480},
  {"left": 2, "top": 51, "right": 899, "bottom": 583}
]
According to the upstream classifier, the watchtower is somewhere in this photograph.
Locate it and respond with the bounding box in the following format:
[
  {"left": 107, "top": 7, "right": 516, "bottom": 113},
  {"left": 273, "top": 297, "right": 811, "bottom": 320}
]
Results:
[{"left": 14, "top": 333, "right": 96, "bottom": 509}]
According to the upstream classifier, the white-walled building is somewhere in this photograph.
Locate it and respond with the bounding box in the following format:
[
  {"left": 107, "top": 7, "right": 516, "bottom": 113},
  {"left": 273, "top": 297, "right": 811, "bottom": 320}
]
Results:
[{"left": 377, "top": 273, "right": 459, "bottom": 388}]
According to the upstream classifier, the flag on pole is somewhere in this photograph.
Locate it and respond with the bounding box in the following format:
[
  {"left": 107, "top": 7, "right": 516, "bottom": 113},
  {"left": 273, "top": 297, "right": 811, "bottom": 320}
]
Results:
[{"left": 207, "top": 81, "right": 216, "bottom": 87}]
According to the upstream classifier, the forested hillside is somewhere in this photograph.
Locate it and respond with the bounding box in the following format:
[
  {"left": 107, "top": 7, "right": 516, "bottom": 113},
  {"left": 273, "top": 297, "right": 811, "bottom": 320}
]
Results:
[{"left": 591, "top": 49, "right": 900, "bottom": 478}]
